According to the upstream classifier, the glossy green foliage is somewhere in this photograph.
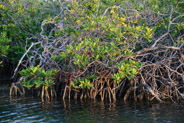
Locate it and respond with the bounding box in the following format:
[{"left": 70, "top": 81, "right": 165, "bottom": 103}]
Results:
[
  {"left": 0, "top": 31, "right": 10, "bottom": 65},
  {"left": 19, "top": 66, "right": 58, "bottom": 90},
  {"left": 71, "top": 74, "right": 97, "bottom": 89},
  {"left": 51, "top": 0, "right": 146, "bottom": 85},
  {"left": 71, "top": 78, "right": 93, "bottom": 89},
  {"left": 2, "top": 0, "right": 183, "bottom": 88},
  {"left": 51, "top": 0, "right": 183, "bottom": 87},
  {"left": 112, "top": 59, "right": 141, "bottom": 83},
  {"left": 0, "top": 0, "right": 59, "bottom": 63}
]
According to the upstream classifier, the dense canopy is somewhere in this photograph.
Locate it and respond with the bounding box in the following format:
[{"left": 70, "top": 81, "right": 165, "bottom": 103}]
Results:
[{"left": 1, "top": 0, "right": 184, "bottom": 102}]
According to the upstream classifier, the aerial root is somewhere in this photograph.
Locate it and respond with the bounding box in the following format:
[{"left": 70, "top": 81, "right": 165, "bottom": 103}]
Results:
[
  {"left": 40, "top": 86, "right": 57, "bottom": 102},
  {"left": 10, "top": 82, "right": 25, "bottom": 96},
  {"left": 123, "top": 83, "right": 163, "bottom": 103}
]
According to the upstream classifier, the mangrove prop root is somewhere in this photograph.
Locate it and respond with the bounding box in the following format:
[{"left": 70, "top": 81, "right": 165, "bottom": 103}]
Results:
[
  {"left": 41, "top": 86, "right": 45, "bottom": 100},
  {"left": 40, "top": 86, "right": 57, "bottom": 101},
  {"left": 11, "top": 1, "right": 184, "bottom": 103},
  {"left": 45, "top": 88, "right": 50, "bottom": 100},
  {"left": 50, "top": 86, "right": 57, "bottom": 98},
  {"left": 10, "top": 82, "right": 25, "bottom": 96},
  {"left": 63, "top": 85, "right": 68, "bottom": 100}
]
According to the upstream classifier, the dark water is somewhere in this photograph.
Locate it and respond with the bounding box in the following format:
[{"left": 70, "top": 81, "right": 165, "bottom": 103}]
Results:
[{"left": 0, "top": 90, "right": 184, "bottom": 123}]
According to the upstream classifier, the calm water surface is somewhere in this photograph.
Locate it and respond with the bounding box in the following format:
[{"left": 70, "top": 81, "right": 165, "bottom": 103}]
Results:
[{"left": 0, "top": 90, "right": 184, "bottom": 123}]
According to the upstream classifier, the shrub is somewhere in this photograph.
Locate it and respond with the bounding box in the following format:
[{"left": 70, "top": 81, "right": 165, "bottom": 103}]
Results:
[{"left": 9, "top": 0, "right": 184, "bottom": 102}]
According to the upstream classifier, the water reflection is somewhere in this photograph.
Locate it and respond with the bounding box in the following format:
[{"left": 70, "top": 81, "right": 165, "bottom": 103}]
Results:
[{"left": 0, "top": 92, "right": 184, "bottom": 122}]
